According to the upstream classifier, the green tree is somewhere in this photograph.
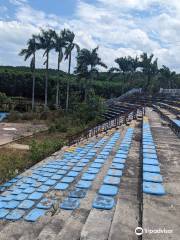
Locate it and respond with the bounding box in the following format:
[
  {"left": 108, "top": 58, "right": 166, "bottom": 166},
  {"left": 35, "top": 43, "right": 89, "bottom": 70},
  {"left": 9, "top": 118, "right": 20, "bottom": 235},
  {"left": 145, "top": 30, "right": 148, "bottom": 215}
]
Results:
[
  {"left": 109, "top": 56, "right": 138, "bottom": 83},
  {"left": 140, "top": 53, "right": 158, "bottom": 91},
  {"left": 52, "top": 30, "right": 67, "bottom": 108},
  {"left": 64, "top": 30, "right": 80, "bottom": 112},
  {"left": 127, "top": 56, "right": 139, "bottom": 81},
  {"left": 19, "top": 35, "right": 37, "bottom": 110},
  {"left": 159, "top": 65, "right": 177, "bottom": 89},
  {"left": 36, "top": 29, "right": 54, "bottom": 109},
  {"left": 75, "top": 47, "right": 107, "bottom": 101}
]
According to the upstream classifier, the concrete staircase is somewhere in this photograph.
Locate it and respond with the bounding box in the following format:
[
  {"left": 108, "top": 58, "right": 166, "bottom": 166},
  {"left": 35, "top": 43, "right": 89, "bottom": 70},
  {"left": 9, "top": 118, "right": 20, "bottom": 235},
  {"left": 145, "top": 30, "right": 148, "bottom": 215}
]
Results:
[{"left": 0, "top": 108, "right": 180, "bottom": 240}]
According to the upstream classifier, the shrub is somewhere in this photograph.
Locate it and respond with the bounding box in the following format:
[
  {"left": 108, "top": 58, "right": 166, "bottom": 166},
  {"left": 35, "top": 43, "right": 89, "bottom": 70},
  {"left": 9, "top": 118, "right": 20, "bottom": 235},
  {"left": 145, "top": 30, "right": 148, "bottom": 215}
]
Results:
[
  {"left": 0, "top": 138, "right": 65, "bottom": 184},
  {"left": 29, "top": 139, "right": 64, "bottom": 163},
  {"left": 0, "top": 92, "right": 10, "bottom": 103},
  {"left": 0, "top": 149, "right": 29, "bottom": 183}
]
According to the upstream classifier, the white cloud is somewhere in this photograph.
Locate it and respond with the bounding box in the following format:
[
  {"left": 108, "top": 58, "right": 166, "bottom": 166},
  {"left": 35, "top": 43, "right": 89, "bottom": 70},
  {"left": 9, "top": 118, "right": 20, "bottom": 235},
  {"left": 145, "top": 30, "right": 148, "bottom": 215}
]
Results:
[
  {"left": 0, "top": 0, "right": 180, "bottom": 72},
  {"left": 9, "top": 0, "right": 27, "bottom": 6}
]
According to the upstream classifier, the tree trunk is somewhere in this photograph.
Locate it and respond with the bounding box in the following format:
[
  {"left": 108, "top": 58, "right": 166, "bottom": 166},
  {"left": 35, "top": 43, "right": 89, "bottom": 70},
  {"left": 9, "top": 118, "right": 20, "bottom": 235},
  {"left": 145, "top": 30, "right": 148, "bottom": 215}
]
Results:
[
  {"left": 145, "top": 73, "right": 151, "bottom": 92},
  {"left": 65, "top": 52, "right": 71, "bottom": 112},
  {"left": 121, "top": 72, "right": 125, "bottom": 93},
  {"left": 56, "top": 54, "right": 60, "bottom": 109},
  {"left": 44, "top": 51, "right": 49, "bottom": 110},
  {"left": 32, "top": 72, "right": 35, "bottom": 111},
  {"left": 84, "top": 78, "right": 88, "bottom": 102},
  {"left": 32, "top": 53, "right": 35, "bottom": 111}
]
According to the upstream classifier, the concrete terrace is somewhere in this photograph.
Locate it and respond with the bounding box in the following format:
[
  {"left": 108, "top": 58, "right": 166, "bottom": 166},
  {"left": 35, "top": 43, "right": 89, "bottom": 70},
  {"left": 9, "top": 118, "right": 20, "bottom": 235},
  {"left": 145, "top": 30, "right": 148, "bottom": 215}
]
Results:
[{"left": 0, "top": 108, "right": 179, "bottom": 240}]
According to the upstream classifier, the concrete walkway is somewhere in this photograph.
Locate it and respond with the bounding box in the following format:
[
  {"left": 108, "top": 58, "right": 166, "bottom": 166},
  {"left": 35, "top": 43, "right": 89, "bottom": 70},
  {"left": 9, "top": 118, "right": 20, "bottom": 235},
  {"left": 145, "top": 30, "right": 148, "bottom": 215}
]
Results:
[{"left": 143, "top": 108, "right": 180, "bottom": 240}]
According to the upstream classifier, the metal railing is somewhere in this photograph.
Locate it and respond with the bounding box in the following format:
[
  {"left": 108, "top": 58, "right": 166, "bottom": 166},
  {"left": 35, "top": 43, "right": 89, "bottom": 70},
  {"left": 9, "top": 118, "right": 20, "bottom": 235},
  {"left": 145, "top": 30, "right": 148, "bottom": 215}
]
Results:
[
  {"left": 153, "top": 105, "right": 180, "bottom": 138},
  {"left": 68, "top": 107, "right": 144, "bottom": 145}
]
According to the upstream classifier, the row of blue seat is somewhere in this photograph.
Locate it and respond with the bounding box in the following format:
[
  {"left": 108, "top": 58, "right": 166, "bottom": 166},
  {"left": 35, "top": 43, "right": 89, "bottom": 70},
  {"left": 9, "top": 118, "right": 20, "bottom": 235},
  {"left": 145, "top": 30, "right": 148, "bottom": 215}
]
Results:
[
  {"left": 92, "top": 128, "right": 134, "bottom": 210},
  {"left": 0, "top": 137, "right": 108, "bottom": 221},
  {"left": 172, "top": 119, "right": 180, "bottom": 127},
  {"left": 142, "top": 119, "right": 165, "bottom": 195},
  {"left": 60, "top": 132, "right": 121, "bottom": 210}
]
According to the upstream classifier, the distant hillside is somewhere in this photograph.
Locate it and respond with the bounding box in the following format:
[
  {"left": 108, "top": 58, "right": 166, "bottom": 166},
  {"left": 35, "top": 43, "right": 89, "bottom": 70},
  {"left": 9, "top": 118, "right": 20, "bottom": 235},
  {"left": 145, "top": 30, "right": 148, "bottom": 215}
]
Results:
[{"left": 0, "top": 66, "right": 180, "bottom": 106}]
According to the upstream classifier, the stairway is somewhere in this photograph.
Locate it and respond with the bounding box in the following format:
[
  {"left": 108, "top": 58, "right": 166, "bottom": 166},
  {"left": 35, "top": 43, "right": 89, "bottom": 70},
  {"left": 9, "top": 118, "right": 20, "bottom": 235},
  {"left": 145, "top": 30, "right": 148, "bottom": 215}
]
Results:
[{"left": 0, "top": 108, "right": 180, "bottom": 240}]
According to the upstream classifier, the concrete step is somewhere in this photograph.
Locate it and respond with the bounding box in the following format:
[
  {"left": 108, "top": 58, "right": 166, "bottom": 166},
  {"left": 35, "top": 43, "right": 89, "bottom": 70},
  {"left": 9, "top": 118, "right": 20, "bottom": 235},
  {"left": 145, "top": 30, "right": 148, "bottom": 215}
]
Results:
[
  {"left": 79, "top": 125, "right": 139, "bottom": 240},
  {"left": 142, "top": 108, "right": 180, "bottom": 240},
  {"left": 108, "top": 123, "right": 141, "bottom": 240},
  {"left": 37, "top": 129, "right": 125, "bottom": 240}
]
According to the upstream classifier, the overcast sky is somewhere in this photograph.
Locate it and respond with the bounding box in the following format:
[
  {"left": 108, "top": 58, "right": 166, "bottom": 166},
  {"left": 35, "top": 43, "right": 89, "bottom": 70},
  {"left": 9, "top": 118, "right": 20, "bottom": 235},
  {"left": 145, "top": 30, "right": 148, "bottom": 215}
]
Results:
[{"left": 0, "top": 0, "right": 180, "bottom": 72}]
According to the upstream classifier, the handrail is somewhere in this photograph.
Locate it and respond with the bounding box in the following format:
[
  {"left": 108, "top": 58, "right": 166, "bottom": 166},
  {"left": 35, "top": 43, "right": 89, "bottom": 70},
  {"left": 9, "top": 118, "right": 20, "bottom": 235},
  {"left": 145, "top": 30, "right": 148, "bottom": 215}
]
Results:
[
  {"left": 68, "top": 106, "right": 144, "bottom": 145},
  {"left": 152, "top": 105, "right": 180, "bottom": 138}
]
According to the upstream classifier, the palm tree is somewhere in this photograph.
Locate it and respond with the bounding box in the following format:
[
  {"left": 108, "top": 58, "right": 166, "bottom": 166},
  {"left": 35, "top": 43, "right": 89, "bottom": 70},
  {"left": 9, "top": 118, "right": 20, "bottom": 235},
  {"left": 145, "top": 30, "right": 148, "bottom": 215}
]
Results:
[
  {"left": 19, "top": 35, "right": 37, "bottom": 111},
  {"left": 109, "top": 56, "right": 133, "bottom": 93},
  {"left": 140, "top": 53, "right": 158, "bottom": 90},
  {"left": 159, "top": 65, "right": 177, "bottom": 89},
  {"left": 52, "top": 30, "right": 67, "bottom": 108},
  {"left": 36, "top": 29, "right": 54, "bottom": 109},
  {"left": 109, "top": 56, "right": 134, "bottom": 82},
  {"left": 75, "top": 47, "right": 107, "bottom": 101},
  {"left": 64, "top": 30, "right": 80, "bottom": 112},
  {"left": 127, "top": 56, "right": 139, "bottom": 81}
]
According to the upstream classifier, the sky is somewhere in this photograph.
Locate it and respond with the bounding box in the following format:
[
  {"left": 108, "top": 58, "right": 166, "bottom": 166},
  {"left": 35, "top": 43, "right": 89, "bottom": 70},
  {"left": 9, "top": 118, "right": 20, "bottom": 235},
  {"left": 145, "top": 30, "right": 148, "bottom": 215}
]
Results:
[{"left": 0, "top": 0, "right": 180, "bottom": 72}]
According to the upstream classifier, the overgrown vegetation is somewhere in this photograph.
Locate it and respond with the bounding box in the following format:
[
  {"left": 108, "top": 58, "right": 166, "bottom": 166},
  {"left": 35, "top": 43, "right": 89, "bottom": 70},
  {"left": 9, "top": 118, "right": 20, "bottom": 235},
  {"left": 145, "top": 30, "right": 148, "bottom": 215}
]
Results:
[
  {"left": 0, "top": 138, "right": 64, "bottom": 184},
  {"left": 0, "top": 64, "right": 179, "bottom": 108},
  {"left": 0, "top": 93, "right": 105, "bottom": 184},
  {"left": 0, "top": 92, "right": 11, "bottom": 103}
]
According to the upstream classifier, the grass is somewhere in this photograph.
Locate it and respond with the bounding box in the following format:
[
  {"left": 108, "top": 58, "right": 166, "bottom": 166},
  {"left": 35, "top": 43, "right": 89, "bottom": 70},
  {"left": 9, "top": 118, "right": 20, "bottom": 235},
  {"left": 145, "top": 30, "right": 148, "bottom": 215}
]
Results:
[
  {"left": 0, "top": 148, "right": 29, "bottom": 184},
  {"left": 0, "top": 117, "right": 93, "bottom": 184},
  {"left": 0, "top": 96, "right": 105, "bottom": 185},
  {"left": 0, "top": 133, "right": 65, "bottom": 184}
]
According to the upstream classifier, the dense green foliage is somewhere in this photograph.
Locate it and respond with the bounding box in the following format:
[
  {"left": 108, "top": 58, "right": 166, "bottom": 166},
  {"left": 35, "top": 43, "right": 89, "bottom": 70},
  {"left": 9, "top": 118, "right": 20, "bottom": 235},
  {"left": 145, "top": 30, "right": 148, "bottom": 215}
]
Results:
[
  {"left": 29, "top": 139, "right": 64, "bottom": 164},
  {"left": 0, "top": 92, "right": 10, "bottom": 103},
  {"left": 0, "top": 65, "right": 179, "bottom": 106}
]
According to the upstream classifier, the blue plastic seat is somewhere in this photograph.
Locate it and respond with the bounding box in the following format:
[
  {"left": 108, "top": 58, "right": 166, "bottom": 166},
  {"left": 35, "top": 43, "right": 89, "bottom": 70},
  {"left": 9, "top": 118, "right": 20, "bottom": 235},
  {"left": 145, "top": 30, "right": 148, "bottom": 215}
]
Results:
[
  {"left": 81, "top": 173, "right": 96, "bottom": 181},
  {"left": 54, "top": 183, "right": 69, "bottom": 190},
  {"left": 6, "top": 209, "right": 25, "bottom": 220},
  {"left": 143, "top": 158, "right": 159, "bottom": 166},
  {"left": 103, "top": 176, "right": 121, "bottom": 185},
  {"left": 18, "top": 200, "right": 35, "bottom": 209},
  {"left": 143, "top": 182, "right": 165, "bottom": 195},
  {"left": 0, "top": 209, "right": 9, "bottom": 219},
  {"left": 107, "top": 169, "right": 122, "bottom": 177},
  {"left": 24, "top": 208, "right": 46, "bottom": 222},
  {"left": 61, "top": 177, "right": 75, "bottom": 183},
  {"left": 37, "top": 198, "right": 54, "bottom": 209},
  {"left": 143, "top": 165, "right": 160, "bottom": 173},
  {"left": 143, "top": 172, "right": 163, "bottom": 183},
  {"left": 110, "top": 163, "right": 124, "bottom": 170},
  {"left": 99, "top": 185, "right": 118, "bottom": 196},
  {"left": 143, "top": 153, "right": 157, "bottom": 160},
  {"left": 60, "top": 198, "right": 80, "bottom": 210},
  {"left": 76, "top": 180, "right": 92, "bottom": 189},
  {"left": 93, "top": 195, "right": 115, "bottom": 210},
  {"left": 69, "top": 188, "right": 87, "bottom": 198}
]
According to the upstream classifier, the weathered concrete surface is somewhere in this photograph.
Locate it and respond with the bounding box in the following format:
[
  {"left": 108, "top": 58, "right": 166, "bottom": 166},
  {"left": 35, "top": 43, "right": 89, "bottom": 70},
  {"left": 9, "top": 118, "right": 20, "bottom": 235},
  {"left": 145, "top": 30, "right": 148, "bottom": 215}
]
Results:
[
  {"left": 60, "top": 130, "right": 125, "bottom": 240},
  {"left": 5, "top": 143, "right": 30, "bottom": 150},
  {"left": 108, "top": 199, "right": 138, "bottom": 240},
  {"left": 143, "top": 108, "right": 180, "bottom": 240},
  {"left": 0, "top": 126, "right": 128, "bottom": 240},
  {"left": 2, "top": 113, "right": 179, "bottom": 240},
  {"left": 0, "top": 122, "right": 47, "bottom": 146},
  {"left": 80, "top": 209, "right": 114, "bottom": 240},
  {"left": 108, "top": 123, "right": 141, "bottom": 240}
]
